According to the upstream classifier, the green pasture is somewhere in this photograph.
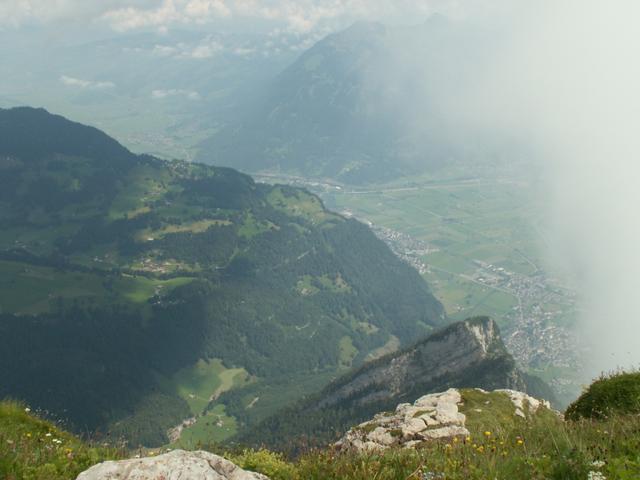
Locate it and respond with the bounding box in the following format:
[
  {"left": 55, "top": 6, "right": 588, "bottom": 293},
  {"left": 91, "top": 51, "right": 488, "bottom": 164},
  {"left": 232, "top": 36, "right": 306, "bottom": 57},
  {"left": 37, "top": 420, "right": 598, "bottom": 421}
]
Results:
[
  {"left": 338, "top": 336, "right": 358, "bottom": 368},
  {"left": 0, "top": 260, "right": 106, "bottom": 314},
  {"left": 267, "top": 186, "right": 338, "bottom": 226},
  {"left": 114, "top": 275, "right": 194, "bottom": 303},
  {"left": 162, "top": 358, "right": 250, "bottom": 416},
  {"left": 0, "top": 259, "right": 194, "bottom": 314},
  {"left": 174, "top": 404, "right": 239, "bottom": 447},
  {"left": 326, "top": 178, "right": 559, "bottom": 329}
]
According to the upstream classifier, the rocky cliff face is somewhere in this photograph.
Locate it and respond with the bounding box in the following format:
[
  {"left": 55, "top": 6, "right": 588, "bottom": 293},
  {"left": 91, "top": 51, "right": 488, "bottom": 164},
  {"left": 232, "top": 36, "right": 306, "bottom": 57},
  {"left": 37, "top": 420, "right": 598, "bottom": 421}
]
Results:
[
  {"left": 236, "top": 317, "right": 555, "bottom": 452},
  {"left": 317, "top": 317, "right": 524, "bottom": 409}
]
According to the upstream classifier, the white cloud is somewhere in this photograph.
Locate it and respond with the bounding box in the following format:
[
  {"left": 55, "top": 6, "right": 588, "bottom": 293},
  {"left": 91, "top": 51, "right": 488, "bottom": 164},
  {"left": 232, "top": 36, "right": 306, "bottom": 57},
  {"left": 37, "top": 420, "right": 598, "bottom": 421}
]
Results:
[
  {"left": 151, "top": 44, "right": 179, "bottom": 56},
  {"left": 103, "top": 0, "right": 231, "bottom": 32},
  {"left": 2, "top": 1, "right": 457, "bottom": 33},
  {"left": 60, "top": 75, "right": 115, "bottom": 89},
  {"left": 189, "top": 39, "right": 223, "bottom": 58},
  {"left": 0, "top": 1, "right": 157, "bottom": 28},
  {"left": 151, "top": 37, "right": 223, "bottom": 59},
  {"left": 184, "top": 0, "right": 230, "bottom": 18},
  {"left": 151, "top": 88, "right": 200, "bottom": 99},
  {"left": 233, "top": 46, "right": 255, "bottom": 56}
]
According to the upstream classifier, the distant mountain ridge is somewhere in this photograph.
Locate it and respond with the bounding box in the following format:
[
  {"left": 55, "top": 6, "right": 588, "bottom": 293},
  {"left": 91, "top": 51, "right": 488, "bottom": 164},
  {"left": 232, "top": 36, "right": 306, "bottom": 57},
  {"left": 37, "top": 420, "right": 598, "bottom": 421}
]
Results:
[
  {"left": 197, "top": 22, "right": 395, "bottom": 183},
  {"left": 236, "top": 317, "right": 554, "bottom": 451},
  {"left": 197, "top": 18, "right": 473, "bottom": 184}
]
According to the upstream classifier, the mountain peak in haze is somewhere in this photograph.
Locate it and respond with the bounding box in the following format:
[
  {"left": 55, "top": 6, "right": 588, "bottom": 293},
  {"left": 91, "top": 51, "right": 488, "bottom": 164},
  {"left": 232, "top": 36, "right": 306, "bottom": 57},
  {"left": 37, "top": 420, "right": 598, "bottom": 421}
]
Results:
[{"left": 196, "top": 19, "right": 466, "bottom": 184}]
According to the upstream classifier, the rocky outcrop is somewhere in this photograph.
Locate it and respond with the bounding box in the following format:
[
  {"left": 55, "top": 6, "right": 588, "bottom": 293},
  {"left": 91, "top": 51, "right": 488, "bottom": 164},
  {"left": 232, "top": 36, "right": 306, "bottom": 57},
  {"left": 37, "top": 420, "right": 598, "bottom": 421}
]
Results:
[
  {"left": 496, "top": 389, "right": 552, "bottom": 419},
  {"left": 336, "top": 388, "right": 469, "bottom": 451},
  {"left": 335, "top": 388, "right": 555, "bottom": 452},
  {"left": 76, "top": 449, "right": 269, "bottom": 480}
]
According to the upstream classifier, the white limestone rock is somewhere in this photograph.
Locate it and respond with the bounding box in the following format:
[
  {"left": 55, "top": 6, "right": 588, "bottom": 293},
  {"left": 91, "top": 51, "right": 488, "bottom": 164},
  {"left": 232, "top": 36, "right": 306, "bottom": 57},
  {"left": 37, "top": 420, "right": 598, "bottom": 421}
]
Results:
[
  {"left": 420, "top": 425, "right": 470, "bottom": 440},
  {"left": 335, "top": 388, "right": 469, "bottom": 451},
  {"left": 76, "top": 449, "right": 270, "bottom": 480},
  {"left": 335, "top": 387, "right": 556, "bottom": 452},
  {"left": 495, "top": 389, "right": 551, "bottom": 416}
]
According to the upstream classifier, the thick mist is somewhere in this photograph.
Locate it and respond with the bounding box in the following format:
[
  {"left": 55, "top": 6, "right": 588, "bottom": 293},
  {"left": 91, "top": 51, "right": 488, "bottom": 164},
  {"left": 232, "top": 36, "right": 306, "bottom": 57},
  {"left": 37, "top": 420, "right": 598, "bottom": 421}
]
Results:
[
  {"left": 501, "top": 1, "right": 640, "bottom": 376},
  {"left": 371, "top": 1, "right": 640, "bottom": 376}
]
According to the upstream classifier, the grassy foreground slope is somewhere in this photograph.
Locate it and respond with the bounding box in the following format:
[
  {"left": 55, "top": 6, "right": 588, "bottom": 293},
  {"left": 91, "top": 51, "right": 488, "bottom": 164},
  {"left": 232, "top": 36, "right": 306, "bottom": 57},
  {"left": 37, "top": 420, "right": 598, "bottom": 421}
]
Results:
[
  {"left": 0, "top": 401, "right": 125, "bottom": 480},
  {"left": 230, "top": 377, "right": 640, "bottom": 480},
  {"left": 4, "top": 373, "right": 639, "bottom": 480},
  {"left": 0, "top": 107, "right": 445, "bottom": 447}
]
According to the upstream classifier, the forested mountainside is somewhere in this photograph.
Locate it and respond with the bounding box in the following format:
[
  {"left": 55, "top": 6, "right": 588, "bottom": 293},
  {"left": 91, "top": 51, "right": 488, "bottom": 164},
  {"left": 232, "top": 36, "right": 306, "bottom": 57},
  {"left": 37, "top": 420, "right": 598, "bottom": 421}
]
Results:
[
  {"left": 236, "top": 317, "right": 554, "bottom": 452},
  {"left": 0, "top": 107, "right": 445, "bottom": 447}
]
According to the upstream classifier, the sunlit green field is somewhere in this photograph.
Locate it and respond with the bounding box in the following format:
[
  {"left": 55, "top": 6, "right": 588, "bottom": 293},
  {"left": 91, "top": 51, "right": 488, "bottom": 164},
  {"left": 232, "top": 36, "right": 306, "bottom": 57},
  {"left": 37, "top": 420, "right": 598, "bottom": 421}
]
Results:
[
  {"left": 0, "top": 260, "right": 194, "bottom": 315},
  {"left": 159, "top": 358, "right": 251, "bottom": 447},
  {"left": 175, "top": 405, "right": 239, "bottom": 447},
  {"left": 324, "top": 177, "right": 562, "bottom": 325},
  {"left": 162, "top": 358, "right": 251, "bottom": 416},
  {"left": 320, "top": 174, "right": 581, "bottom": 403}
]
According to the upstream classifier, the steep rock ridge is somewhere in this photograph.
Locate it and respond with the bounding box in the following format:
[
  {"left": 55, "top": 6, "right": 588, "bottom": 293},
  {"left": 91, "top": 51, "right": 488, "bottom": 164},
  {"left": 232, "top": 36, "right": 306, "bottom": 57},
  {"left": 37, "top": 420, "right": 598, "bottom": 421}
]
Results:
[
  {"left": 235, "top": 317, "right": 555, "bottom": 451},
  {"left": 317, "top": 317, "right": 525, "bottom": 410},
  {"left": 76, "top": 450, "right": 269, "bottom": 480},
  {"left": 335, "top": 388, "right": 556, "bottom": 452}
]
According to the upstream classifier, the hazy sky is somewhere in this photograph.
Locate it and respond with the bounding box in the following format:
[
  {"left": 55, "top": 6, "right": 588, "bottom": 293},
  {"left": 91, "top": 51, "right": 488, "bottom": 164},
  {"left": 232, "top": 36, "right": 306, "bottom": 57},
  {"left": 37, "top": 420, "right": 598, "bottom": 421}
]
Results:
[{"left": 0, "top": 0, "right": 458, "bottom": 34}]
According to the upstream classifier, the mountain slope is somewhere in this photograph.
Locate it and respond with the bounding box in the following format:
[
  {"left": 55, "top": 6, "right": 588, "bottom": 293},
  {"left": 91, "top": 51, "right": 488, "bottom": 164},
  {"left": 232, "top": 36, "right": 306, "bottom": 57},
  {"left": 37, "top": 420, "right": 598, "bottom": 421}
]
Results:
[
  {"left": 0, "top": 107, "right": 445, "bottom": 447},
  {"left": 197, "top": 22, "right": 394, "bottom": 183},
  {"left": 197, "top": 18, "right": 476, "bottom": 184},
  {"left": 237, "top": 317, "right": 554, "bottom": 451}
]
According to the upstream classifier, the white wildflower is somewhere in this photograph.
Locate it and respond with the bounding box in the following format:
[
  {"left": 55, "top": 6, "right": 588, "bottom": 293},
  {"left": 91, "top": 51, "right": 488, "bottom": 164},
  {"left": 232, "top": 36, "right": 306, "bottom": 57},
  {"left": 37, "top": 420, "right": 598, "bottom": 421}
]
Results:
[{"left": 588, "top": 471, "right": 607, "bottom": 480}]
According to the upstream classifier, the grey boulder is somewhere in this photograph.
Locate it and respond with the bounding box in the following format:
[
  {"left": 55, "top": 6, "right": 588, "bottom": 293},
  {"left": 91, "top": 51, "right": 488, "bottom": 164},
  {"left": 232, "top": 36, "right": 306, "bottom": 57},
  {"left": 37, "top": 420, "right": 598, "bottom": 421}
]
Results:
[{"left": 76, "top": 449, "right": 270, "bottom": 480}]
